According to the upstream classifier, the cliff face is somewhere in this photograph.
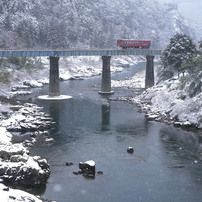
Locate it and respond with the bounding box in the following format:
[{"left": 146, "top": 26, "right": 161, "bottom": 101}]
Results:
[{"left": 0, "top": 0, "right": 197, "bottom": 49}]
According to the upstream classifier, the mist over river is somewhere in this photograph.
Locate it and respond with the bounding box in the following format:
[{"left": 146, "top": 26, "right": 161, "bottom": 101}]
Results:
[{"left": 29, "top": 63, "right": 202, "bottom": 202}]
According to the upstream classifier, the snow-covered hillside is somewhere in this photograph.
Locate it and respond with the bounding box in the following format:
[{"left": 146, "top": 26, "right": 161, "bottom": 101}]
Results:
[{"left": 0, "top": 0, "right": 197, "bottom": 49}]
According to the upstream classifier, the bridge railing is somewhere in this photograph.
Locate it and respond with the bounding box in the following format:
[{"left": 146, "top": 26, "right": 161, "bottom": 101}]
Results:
[{"left": 0, "top": 49, "right": 162, "bottom": 57}]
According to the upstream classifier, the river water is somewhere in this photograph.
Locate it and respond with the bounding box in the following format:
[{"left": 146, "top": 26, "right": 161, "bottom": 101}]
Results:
[{"left": 30, "top": 63, "right": 202, "bottom": 202}]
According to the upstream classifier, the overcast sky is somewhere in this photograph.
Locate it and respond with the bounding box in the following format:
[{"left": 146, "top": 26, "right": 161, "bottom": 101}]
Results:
[{"left": 159, "top": 0, "right": 202, "bottom": 25}]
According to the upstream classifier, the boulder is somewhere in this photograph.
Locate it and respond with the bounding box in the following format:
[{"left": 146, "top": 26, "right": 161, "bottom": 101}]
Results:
[
  {"left": 97, "top": 171, "right": 103, "bottom": 176},
  {"left": 66, "top": 162, "right": 73, "bottom": 166},
  {"left": 127, "top": 147, "right": 134, "bottom": 154},
  {"left": 79, "top": 160, "right": 96, "bottom": 177},
  {"left": 0, "top": 155, "right": 50, "bottom": 186},
  {"left": 0, "top": 143, "right": 28, "bottom": 160}
]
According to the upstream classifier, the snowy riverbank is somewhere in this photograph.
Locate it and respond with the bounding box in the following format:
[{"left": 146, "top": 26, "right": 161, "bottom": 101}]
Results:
[
  {"left": 0, "top": 103, "right": 57, "bottom": 201},
  {"left": 0, "top": 56, "right": 138, "bottom": 99},
  {"left": 0, "top": 126, "right": 46, "bottom": 202},
  {"left": 112, "top": 66, "right": 202, "bottom": 130},
  {"left": 132, "top": 78, "right": 202, "bottom": 129}
]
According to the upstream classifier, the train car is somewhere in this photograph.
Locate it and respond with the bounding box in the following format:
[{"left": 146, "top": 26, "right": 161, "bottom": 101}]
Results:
[{"left": 117, "top": 39, "right": 151, "bottom": 49}]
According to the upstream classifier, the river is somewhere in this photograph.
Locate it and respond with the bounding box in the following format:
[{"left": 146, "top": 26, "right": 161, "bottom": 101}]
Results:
[{"left": 29, "top": 62, "right": 202, "bottom": 202}]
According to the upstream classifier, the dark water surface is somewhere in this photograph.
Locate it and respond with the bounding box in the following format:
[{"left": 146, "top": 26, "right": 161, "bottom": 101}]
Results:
[{"left": 30, "top": 63, "right": 202, "bottom": 202}]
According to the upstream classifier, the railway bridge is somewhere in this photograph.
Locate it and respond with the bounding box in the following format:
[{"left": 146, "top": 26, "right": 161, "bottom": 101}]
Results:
[{"left": 0, "top": 49, "right": 162, "bottom": 96}]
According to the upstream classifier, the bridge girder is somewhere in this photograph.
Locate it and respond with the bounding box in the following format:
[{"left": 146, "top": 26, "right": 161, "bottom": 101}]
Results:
[{"left": 0, "top": 49, "right": 162, "bottom": 57}]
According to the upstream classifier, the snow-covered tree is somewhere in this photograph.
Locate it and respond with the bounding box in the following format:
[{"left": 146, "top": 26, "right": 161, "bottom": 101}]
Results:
[
  {"left": 178, "top": 54, "right": 202, "bottom": 97},
  {"left": 158, "top": 34, "right": 201, "bottom": 98},
  {"left": 0, "top": 0, "right": 198, "bottom": 49},
  {"left": 199, "top": 41, "right": 202, "bottom": 49},
  {"left": 161, "top": 34, "right": 197, "bottom": 73},
  {"left": 47, "top": 17, "right": 62, "bottom": 49}
]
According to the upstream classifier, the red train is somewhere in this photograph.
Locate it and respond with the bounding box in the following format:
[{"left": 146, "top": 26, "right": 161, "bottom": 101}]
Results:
[{"left": 117, "top": 39, "right": 151, "bottom": 49}]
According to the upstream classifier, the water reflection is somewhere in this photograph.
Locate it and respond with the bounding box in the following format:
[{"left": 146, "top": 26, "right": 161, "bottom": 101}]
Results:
[
  {"left": 101, "top": 102, "right": 111, "bottom": 131},
  {"left": 159, "top": 125, "right": 202, "bottom": 184},
  {"left": 49, "top": 101, "right": 61, "bottom": 123},
  {"left": 160, "top": 125, "right": 200, "bottom": 154}
]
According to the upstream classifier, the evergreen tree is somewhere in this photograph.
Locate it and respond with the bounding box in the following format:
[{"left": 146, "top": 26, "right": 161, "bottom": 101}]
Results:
[{"left": 161, "top": 34, "right": 197, "bottom": 73}]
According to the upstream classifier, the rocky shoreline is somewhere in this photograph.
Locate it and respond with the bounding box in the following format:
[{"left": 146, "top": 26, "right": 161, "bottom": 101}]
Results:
[
  {"left": 112, "top": 70, "right": 202, "bottom": 134},
  {"left": 131, "top": 81, "right": 202, "bottom": 133},
  {"left": 0, "top": 102, "right": 57, "bottom": 201}
]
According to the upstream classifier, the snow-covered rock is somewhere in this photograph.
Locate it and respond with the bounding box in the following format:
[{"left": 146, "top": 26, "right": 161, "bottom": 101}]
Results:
[
  {"left": 0, "top": 127, "right": 50, "bottom": 186},
  {"left": 0, "top": 103, "right": 56, "bottom": 132},
  {"left": 23, "top": 80, "right": 43, "bottom": 88},
  {"left": 0, "top": 123, "right": 50, "bottom": 201},
  {"left": 79, "top": 160, "right": 96, "bottom": 177},
  {"left": 0, "top": 154, "right": 50, "bottom": 186},
  {"left": 0, "top": 104, "right": 53, "bottom": 198},
  {"left": 0, "top": 183, "right": 42, "bottom": 202},
  {"left": 9, "top": 91, "right": 31, "bottom": 98},
  {"left": 0, "top": 143, "right": 28, "bottom": 160}
]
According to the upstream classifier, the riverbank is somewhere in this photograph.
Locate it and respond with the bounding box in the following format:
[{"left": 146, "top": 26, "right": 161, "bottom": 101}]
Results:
[
  {"left": 132, "top": 78, "right": 202, "bottom": 130},
  {"left": 0, "top": 126, "right": 46, "bottom": 202},
  {"left": 0, "top": 103, "right": 57, "bottom": 201},
  {"left": 112, "top": 65, "right": 202, "bottom": 131}
]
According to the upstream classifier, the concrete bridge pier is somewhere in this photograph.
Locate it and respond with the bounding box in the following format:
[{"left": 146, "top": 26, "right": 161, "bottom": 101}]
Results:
[
  {"left": 99, "top": 56, "right": 114, "bottom": 95},
  {"left": 145, "top": 55, "right": 154, "bottom": 89},
  {"left": 49, "top": 56, "right": 60, "bottom": 96},
  {"left": 38, "top": 56, "right": 72, "bottom": 100}
]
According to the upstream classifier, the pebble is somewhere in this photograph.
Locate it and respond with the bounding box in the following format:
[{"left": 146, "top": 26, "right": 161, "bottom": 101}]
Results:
[
  {"left": 66, "top": 162, "right": 73, "bottom": 166},
  {"left": 127, "top": 147, "right": 134, "bottom": 154},
  {"left": 97, "top": 171, "right": 103, "bottom": 175}
]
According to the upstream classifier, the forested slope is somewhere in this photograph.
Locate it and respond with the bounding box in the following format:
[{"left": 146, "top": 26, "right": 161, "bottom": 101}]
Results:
[{"left": 0, "top": 0, "right": 197, "bottom": 49}]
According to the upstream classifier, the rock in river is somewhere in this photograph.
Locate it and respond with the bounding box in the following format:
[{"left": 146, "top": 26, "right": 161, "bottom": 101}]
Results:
[
  {"left": 127, "top": 147, "right": 134, "bottom": 154},
  {"left": 79, "top": 160, "right": 96, "bottom": 177}
]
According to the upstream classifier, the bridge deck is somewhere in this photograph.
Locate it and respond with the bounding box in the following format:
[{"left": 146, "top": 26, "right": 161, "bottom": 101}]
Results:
[{"left": 0, "top": 49, "right": 162, "bottom": 57}]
